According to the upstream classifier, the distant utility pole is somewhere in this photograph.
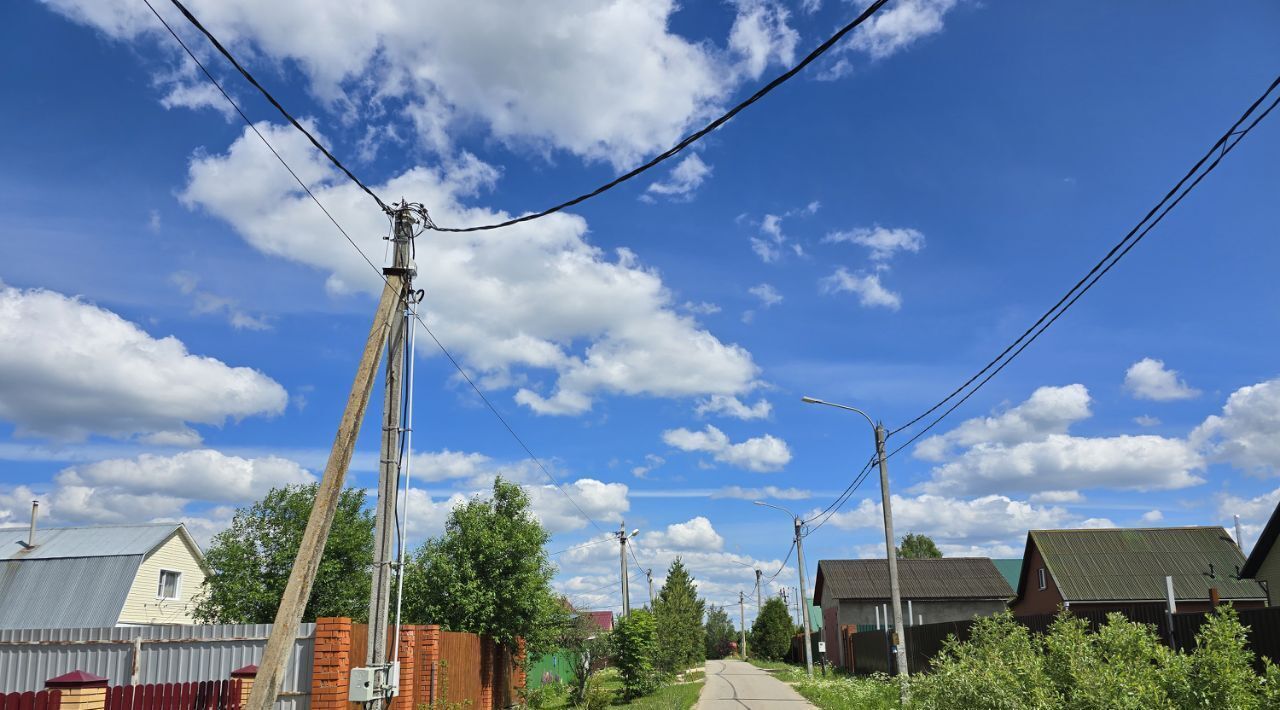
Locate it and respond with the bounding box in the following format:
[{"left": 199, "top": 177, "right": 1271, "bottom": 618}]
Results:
[
  {"left": 755, "top": 569, "right": 763, "bottom": 613},
  {"left": 739, "top": 591, "right": 748, "bottom": 658},
  {"left": 617, "top": 523, "right": 639, "bottom": 616},
  {"left": 365, "top": 203, "right": 418, "bottom": 710},
  {"left": 754, "top": 502, "right": 814, "bottom": 677},
  {"left": 646, "top": 568, "right": 655, "bottom": 608}
]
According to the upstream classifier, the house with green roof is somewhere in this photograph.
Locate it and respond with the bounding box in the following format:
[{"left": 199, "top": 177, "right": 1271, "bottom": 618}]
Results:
[{"left": 1010, "top": 527, "right": 1266, "bottom": 617}]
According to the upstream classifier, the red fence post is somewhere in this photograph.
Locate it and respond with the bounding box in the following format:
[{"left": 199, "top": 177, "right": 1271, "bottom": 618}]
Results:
[{"left": 310, "top": 618, "right": 353, "bottom": 710}]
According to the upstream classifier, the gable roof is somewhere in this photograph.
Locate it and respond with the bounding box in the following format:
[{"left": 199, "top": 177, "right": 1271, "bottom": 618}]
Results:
[
  {"left": 0, "top": 523, "right": 203, "bottom": 629},
  {"left": 582, "top": 611, "right": 614, "bottom": 632},
  {"left": 814, "top": 558, "right": 1014, "bottom": 605},
  {"left": 1, "top": 523, "right": 184, "bottom": 560},
  {"left": 1242, "top": 500, "right": 1280, "bottom": 578},
  {"left": 991, "top": 559, "right": 1023, "bottom": 590},
  {"left": 1018, "top": 527, "right": 1265, "bottom": 603}
]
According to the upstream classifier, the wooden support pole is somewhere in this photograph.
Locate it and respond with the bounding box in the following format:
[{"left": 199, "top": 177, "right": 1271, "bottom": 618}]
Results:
[{"left": 245, "top": 275, "right": 403, "bottom": 710}]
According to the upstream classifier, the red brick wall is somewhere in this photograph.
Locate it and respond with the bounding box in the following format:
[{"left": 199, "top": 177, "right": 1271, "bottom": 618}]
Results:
[{"left": 310, "top": 618, "right": 352, "bottom": 710}]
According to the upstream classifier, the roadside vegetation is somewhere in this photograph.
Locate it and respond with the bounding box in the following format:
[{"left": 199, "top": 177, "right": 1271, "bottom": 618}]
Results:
[{"left": 749, "top": 606, "right": 1280, "bottom": 710}]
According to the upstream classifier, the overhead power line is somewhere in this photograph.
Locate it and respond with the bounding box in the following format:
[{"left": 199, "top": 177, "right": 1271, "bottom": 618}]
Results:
[
  {"left": 166, "top": 0, "right": 890, "bottom": 232},
  {"left": 885, "top": 73, "right": 1280, "bottom": 457},
  {"left": 803, "top": 454, "right": 877, "bottom": 533},
  {"left": 146, "top": 0, "right": 610, "bottom": 538},
  {"left": 428, "top": 0, "right": 891, "bottom": 232},
  {"left": 163, "top": 0, "right": 391, "bottom": 214}
]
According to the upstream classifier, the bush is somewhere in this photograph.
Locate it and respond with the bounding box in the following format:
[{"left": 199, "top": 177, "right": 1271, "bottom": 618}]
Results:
[
  {"left": 909, "top": 606, "right": 1273, "bottom": 710},
  {"left": 519, "top": 682, "right": 564, "bottom": 710},
  {"left": 613, "top": 609, "right": 660, "bottom": 699},
  {"left": 577, "top": 673, "right": 611, "bottom": 710},
  {"left": 749, "top": 598, "right": 794, "bottom": 661}
]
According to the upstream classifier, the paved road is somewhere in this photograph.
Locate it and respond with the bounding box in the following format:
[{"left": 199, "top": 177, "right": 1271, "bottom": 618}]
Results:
[{"left": 697, "top": 659, "right": 816, "bottom": 709}]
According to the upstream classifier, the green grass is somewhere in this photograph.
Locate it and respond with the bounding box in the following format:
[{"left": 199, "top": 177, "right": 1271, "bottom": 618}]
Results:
[
  {"left": 745, "top": 660, "right": 900, "bottom": 710},
  {"left": 526, "top": 668, "right": 704, "bottom": 709}
]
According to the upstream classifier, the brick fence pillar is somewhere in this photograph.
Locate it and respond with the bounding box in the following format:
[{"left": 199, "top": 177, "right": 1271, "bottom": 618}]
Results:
[
  {"left": 231, "top": 664, "right": 258, "bottom": 708},
  {"left": 393, "top": 626, "right": 416, "bottom": 710},
  {"left": 511, "top": 638, "right": 526, "bottom": 699},
  {"left": 417, "top": 625, "right": 440, "bottom": 705},
  {"left": 46, "top": 671, "right": 109, "bottom": 710},
  {"left": 310, "top": 617, "right": 353, "bottom": 710},
  {"left": 478, "top": 638, "right": 494, "bottom": 710}
]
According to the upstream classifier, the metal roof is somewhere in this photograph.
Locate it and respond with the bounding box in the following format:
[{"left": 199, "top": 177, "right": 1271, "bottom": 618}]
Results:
[
  {"left": 0, "top": 556, "right": 141, "bottom": 629},
  {"left": 814, "top": 558, "right": 1014, "bottom": 605},
  {"left": 991, "top": 559, "right": 1023, "bottom": 591},
  {"left": 1028, "top": 527, "right": 1266, "bottom": 602},
  {"left": 1, "top": 523, "right": 178, "bottom": 560}
]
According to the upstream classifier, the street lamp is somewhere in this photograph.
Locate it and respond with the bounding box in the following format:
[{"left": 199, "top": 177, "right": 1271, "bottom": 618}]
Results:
[
  {"left": 802, "top": 395, "right": 909, "bottom": 689},
  {"left": 754, "top": 500, "right": 815, "bottom": 678}
]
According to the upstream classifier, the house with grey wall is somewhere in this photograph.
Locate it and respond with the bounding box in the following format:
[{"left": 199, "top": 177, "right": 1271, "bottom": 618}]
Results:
[{"left": 814, "top": 557, "right": 1014, "bottom": 668}]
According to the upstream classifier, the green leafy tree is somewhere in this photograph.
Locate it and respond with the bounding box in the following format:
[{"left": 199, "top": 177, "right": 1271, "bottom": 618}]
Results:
[
  {"left": 653, "top": 558, "right": 706, "bottom": 672},
  {"left": 896, "top": 532, "right": 942, "bottom": 559},
  {"left": 749, "top": 597, "right": 793, "bottom": 661},
  {"left": 704, "top": 605, "right": 736, "bottom": 660},
  {"left": 194, "top": 484, "right": 372, "bottom": 623},
  {"left": 400, "top": 478, "right": 567, "bottom": 656},
  {"left": 612, "top": 609, "right": 659, "bottom": 700}
]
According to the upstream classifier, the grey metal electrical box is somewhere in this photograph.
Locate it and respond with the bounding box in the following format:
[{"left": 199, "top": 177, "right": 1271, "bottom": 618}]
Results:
[
  {"left": 349, "top": 667, "right": 381, "bottom": 702},
  {"left": 348, "top": 663, "right": 400, "bottom": 703}
]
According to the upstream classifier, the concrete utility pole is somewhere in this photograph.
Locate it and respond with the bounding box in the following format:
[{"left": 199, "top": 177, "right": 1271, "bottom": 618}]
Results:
[
  {"left": 365, "top": 204, "right": 417, "bottom": 710},
  {"left": 739, "top": 591, "right": 748, "bottom": 658},
  {"left": 755, "top": 569, "right": 763, "bottom": 613},
  {"left": 754, "top": 502, "right": 814, "bottom": 677},
  {"left": 244, "top": 270, "right": 405, "bottom": 710},
  {"left": 802, "top": 397, "right": 909, "bottom": 699},
  {"left": 617, "top": 523, "right": 639, "bottom": 616},
  {"left": 646, "top": 568, "right": 655, "bottom": 608}
]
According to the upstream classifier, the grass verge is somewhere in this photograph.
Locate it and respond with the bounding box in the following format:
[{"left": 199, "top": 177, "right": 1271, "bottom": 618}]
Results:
[{"left": 745, "top": 660, "right": 899, "bottom": 710}]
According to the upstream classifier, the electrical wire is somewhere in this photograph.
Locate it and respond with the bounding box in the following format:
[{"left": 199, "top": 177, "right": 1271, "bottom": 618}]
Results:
[
  {"left": 549, "top": 536, "right": 613, "bottom": 556},
  {"left": 763, "top": 541, "right": 796, "bottom": 582},
  {"left": 886, "top": 74, "right": 1280, "bottom": 450},
  {"left": 163, "top": 0, "right": 391, "bottom": 214},
  {"left": 146, "top": 0, "right": 612, "bottom": 539},
  {"left": 802, "top": 453, "right": 877, "bottom": 528},
  {"left": 427, "top": 0, "right": 891, "bottom": 232},
  {"left": 164, "top": 0, "right": 890, "bottom": 232}
]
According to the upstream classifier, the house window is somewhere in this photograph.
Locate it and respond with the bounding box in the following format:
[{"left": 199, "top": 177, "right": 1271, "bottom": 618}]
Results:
[
  {"left": 1037, "top": 568, "right": 1047, "bottom": 591},
  {"left": 158, "top": 570, "right": 182, "bottom": 600}
]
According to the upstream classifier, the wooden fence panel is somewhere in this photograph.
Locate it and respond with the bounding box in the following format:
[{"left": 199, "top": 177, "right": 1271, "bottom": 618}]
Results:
[
  {"left": 438, "top": 632, "right": 482, "bottom": 706},
  {"left": 849, "top": 629, "right": 891, "bottom": 675}
]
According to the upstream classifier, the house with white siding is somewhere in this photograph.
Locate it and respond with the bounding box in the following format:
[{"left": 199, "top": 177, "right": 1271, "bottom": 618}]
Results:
[{"left": 0, "top": 522, "right": 210, "bottom": 629}]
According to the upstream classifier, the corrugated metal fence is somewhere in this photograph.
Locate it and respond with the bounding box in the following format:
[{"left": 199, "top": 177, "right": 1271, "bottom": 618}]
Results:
[{"left": 0, "top": 624, "right": 313, "bottom": 710}]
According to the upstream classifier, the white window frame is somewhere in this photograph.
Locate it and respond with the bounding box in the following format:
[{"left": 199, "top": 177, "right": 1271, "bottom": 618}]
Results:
[
  {"left": 1037, "top": 567, "right": 1047, "bottom": 591},
  {"left": 157, "top": 569, "right": 182, "bottom": 600}
]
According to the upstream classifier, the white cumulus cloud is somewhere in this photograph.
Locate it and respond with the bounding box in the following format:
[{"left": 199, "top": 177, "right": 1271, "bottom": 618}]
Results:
[
  {"left": 645, "top": 153, "right": 713, "bottom": 201},
  {"left": 823, "top": 225, "right": 925, "bottom": 262},
  {"left": 1125, "top": 358, "right": 1200, "bottom": 401},
  {"left": 820, "top": 268, "right": 901, "bottom": 310},
  {"left": 644, "top": 516, "right": 724, "bottom": 551},
  {"left": 695, "top": 395, "right": 772, "bottom": 420},
  {"left": 1192, "top": 377, "right": 1280, "bottom": 474},
  {"left": 662, "top": 424, "right": 791, "bottom": 472},
  {"left": 0, "top": 284, "right": 287, "bottom": 442},
  {"left": 179, "top": 123, "right": 760, "bottom": 417}
]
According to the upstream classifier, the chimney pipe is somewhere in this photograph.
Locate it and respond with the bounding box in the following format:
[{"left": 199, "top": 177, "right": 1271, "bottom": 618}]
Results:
[
  {"left": 1235, "top": 514, "right": 1245, "bottom": 551},
  {"left": 28, "top": 500, "right": 38, "bottom": 548}
]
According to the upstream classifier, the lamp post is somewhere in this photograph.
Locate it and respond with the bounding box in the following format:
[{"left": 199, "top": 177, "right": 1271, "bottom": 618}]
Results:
[
  {"left": 617, "top": 523, "right": 640, "bottom": 616},
  {"left": 802, "top": 396, "right": 909, "bottom": 690},
  {"left": 754, "top": 501, "right": 814, "bottom": 677},
  {"left": 732, "top": 560, "right": 764, "bottom": 614}
]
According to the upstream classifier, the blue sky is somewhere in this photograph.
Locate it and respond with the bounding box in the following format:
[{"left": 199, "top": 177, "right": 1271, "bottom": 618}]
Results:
[{"left": 2, "top": 0, "right": 1279, "bottom": 622}]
